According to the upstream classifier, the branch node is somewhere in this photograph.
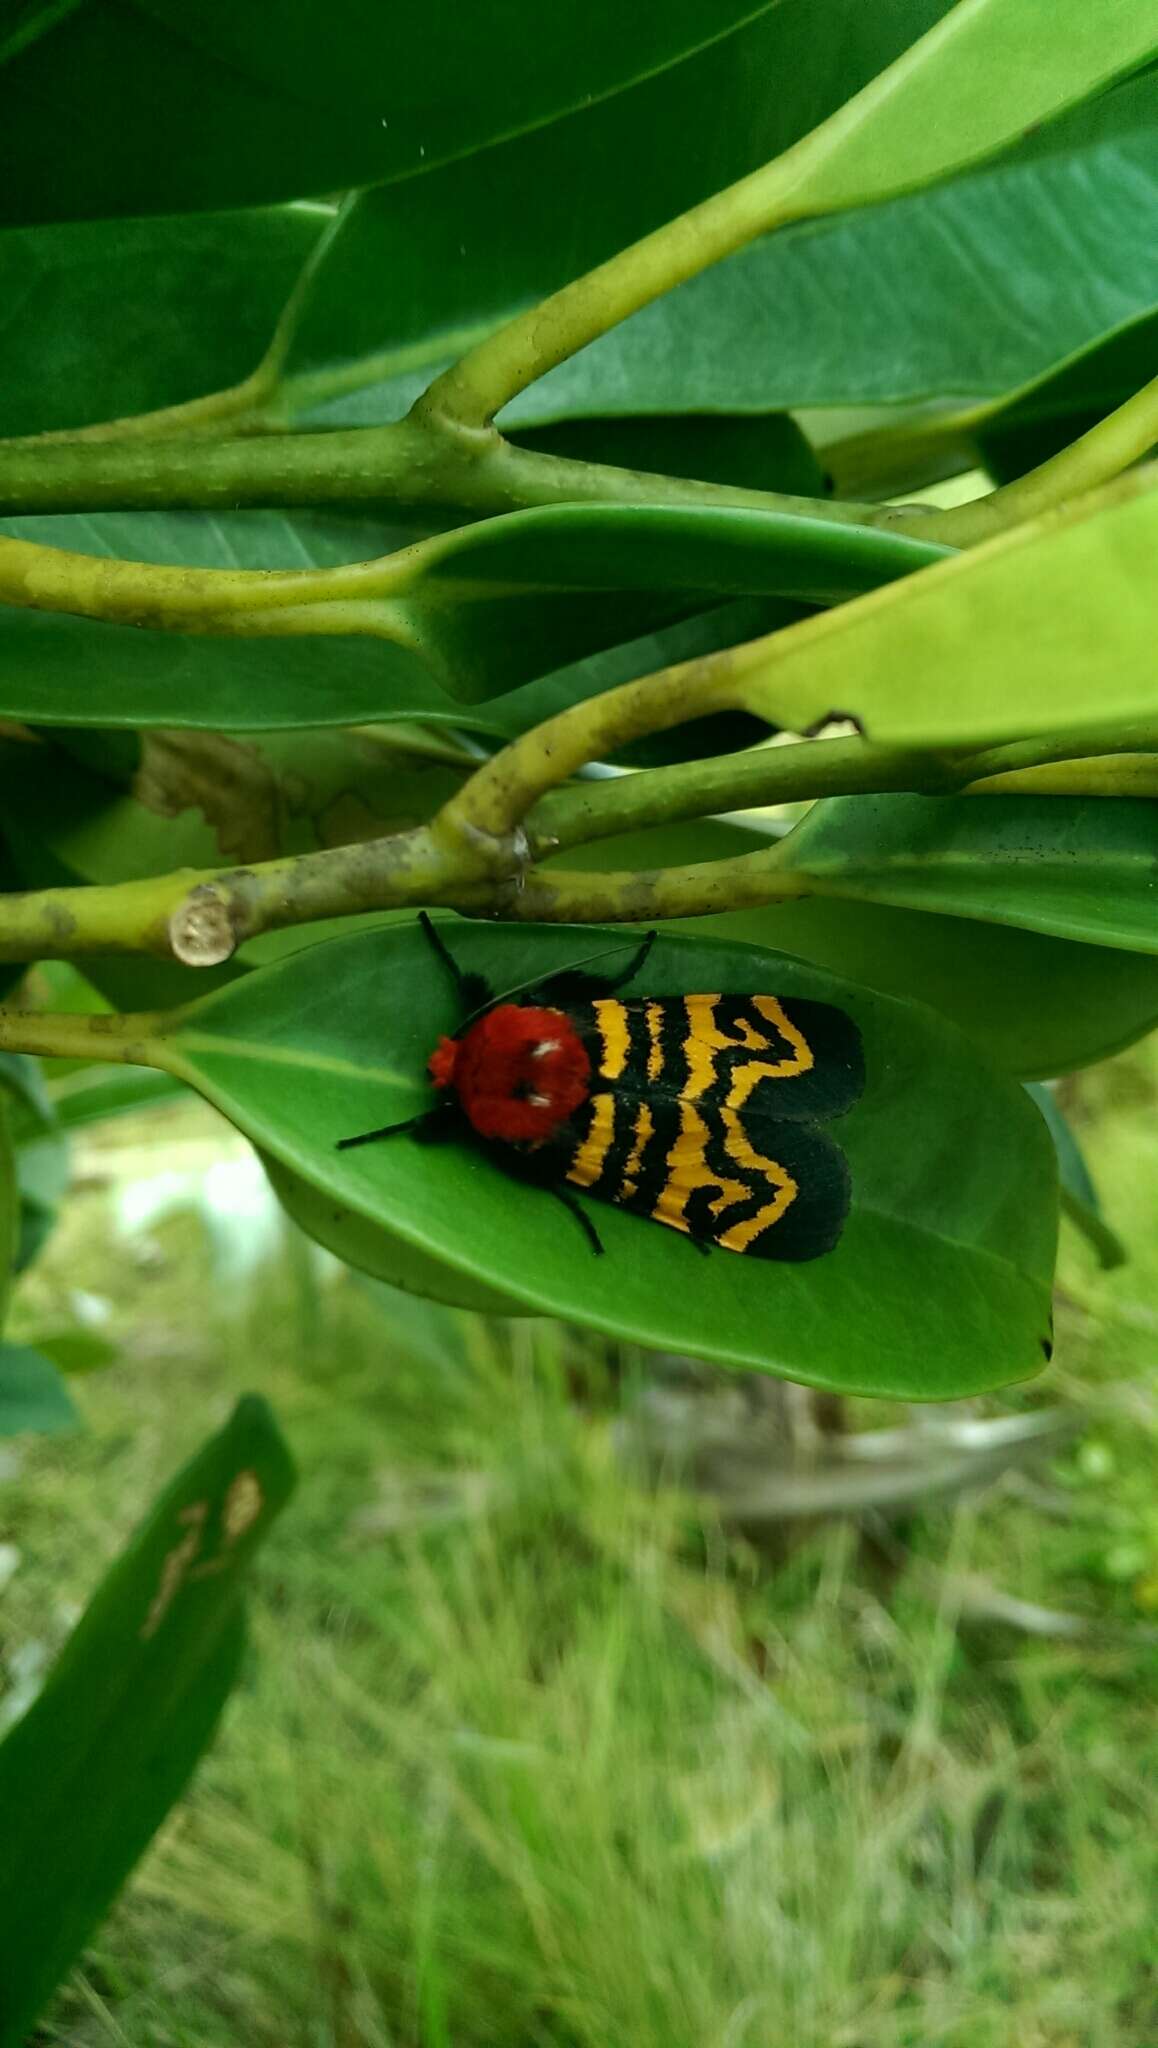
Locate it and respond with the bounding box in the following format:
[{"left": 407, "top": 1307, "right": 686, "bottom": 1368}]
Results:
[
  {"left": 168, "top": 885, "right": 240, "bottom": 967},
  {"left": 434, "top": 809, "right": 531, "bottom": 880}
]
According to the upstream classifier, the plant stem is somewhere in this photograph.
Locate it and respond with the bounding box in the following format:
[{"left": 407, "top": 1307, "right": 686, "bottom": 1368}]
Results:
[
  {"left": 531, "top": 723, "right": 1158, "bottom": 853},
  {"left": 0, "top": 746, "right": 1151, "bottom": 971},
  {"left": 410, "top": 0, "right": 1139, "bottom": 437},
  {"left": 967, "top": 754, "right": 1158, "bottom": 797},
  {"left": 0, "top": 411, "right": 910, "bottom": 535},
  {"left": 0, "top": 824, "right": 463, "bottom": 967},
  {"left": 926, "top": 376, "right": 1158, "bottom": 546},
  {"left": 434, "top": 655, "right": 747, "bottom": 853},
  {"left": 411, "top": 170, "right": 808, "bottom": 432},
  {"left": 529, "top": 738, "right": 956, "bottom": 854},
  {"left": 0, "top": 420, "right": 440, "bottom": 515},
  {"left": 0, "top": 370, "right": 275, "bottom": 450},
  {"left": 0, "top": 1005, "right": 169, "bottom": 1065},
  {"left": 508, "top": 849, "right": 814, "bottom": 924}
]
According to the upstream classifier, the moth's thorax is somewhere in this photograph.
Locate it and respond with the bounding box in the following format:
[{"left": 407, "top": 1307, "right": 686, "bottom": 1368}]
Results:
[{"left": 429, "top": 1003, "right": 591, "bottom": 1142}]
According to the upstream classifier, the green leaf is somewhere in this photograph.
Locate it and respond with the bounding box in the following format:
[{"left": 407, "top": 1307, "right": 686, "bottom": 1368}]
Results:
[
  {"left": 0, "top": 506, "right": 949, "bottom": 723},
  {"left": 703, "top": 899, "right": 1158, "bottom": 1083},
  {"left": 831, "top": 301, "right": 1158, "bottom": 503},
  {"left": 564, "top": 819, "right": 1158, "bottom": 1079},
  {"left": 0, "top": 1342, "right": 80, "bottom": 1435},
  {"left": 12, "top": 1128, "right": 70, "bottom": 1276},
  {"left": 467, "top": 597, "right": 803, "bottom": 756},
  {"left": 0, "top": 1396, "right": 295, "bottom": 2048},
  {"left": 777, "top": 0, "right": 1158, "bottom": 220},
  {"left": 780, "top": 794, "right": 1158, "bottom": 953},
  {"left": 1027, "top": 1085, "right": 1127, "bottom": 1269},
  {"left": 0, "top": 0, "right": 783, "bottom": 225},
  {"left": 386, "top": 509, "right": 948, "bottom": 705},
  {"left": 263, "top": 1153, "right": 528, "bottom": 1316},
  {"left": 47, "top": 1065, "right": 189, "bottom": 1132},
  {"left": 1025, "top": 1083, "right": 1127, "bottom": 1271},
  {"left": 738, "top": 473, "right": 1158, "bottom": 749},
  {"left": 249, "top": 2, "right": 953, "bottom": 421},
  {"left": 509, "top": 414, "right": 827, "bottom": 497},
  {"left": 543, "top": 120, "right": 1158, "bottom": 430},
  {"left": 0, "top": 509, "right": 454, "bottom": 731},
  {"left": 293, "top": 103, "right": 1158, "bottom": 434},
  {"left": 974, "top": 307, "right": 1158, "bottom": 483},
  {"left": 0, "top": 1051, "right": 54, "bottom": 1135},
  {"left": 0, "top": 204, "right": 326, "bottom": 436},
  {"left": 151, "top": 921, "right": 1057, "bottom": 1399}
]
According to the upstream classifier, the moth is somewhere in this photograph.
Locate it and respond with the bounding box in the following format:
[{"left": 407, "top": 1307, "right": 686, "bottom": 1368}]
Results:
[{"left": 338, "top": 913, "right": 865, "bottom": 1260}]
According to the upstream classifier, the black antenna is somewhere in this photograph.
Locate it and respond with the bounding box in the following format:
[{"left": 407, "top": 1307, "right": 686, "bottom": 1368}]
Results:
[{"left": 455, "top": 933, "right": 655, "bottom": 1031}]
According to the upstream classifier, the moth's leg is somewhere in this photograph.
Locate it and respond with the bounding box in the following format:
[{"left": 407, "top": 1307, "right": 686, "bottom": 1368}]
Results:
[
  {"left": 551, "top": 1186, "right": 606, "bottom": 1257},
  {"left": 417, "top": 910, "right": 491, "bottom": 1013},
  {"left": 337, "top": 1102, "right": 451, "bottom": 1151},
  {"left": 537, "top": 929, "right": 660, "bottom": 1004}
]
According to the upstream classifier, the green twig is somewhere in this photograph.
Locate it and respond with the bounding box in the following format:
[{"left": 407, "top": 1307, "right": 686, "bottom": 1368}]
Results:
[
  {"left": 532, "top": 723, "right": 1158, "bottom": 853},
  {"left": 0, "top": 1006, "right": 170, "bottom": 1066},
  {"left": 433, "top": 656, "right": 748, "bottom": 856},
  {"left": 411, "top": 4, "right": 1145, "bottom": 438},
  {"left": 506, "top": 849, "right": 813, "bottom": 924},
  {"left": 967, "top": 754, "right": 1158, "bottom": 797},
  {"left": 0, "top": 825, "right": 463, "bottom": 968},
  {"left": 0, "top": 411, "right": 910, "bottom": 534},
  {"left": 926, "top": 376, "right": 1158, "bottom": 546},
  {"left": 529, "top": 738, "right": 957, "bottom": 854},
  {"left": 0, "top": 370, "right": 276, "bottom": 450}
]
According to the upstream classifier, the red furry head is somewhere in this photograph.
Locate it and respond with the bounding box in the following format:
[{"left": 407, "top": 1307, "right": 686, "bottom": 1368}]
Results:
[{"left": 428, "top": 1003, "right": 590, "bottom": 1143}]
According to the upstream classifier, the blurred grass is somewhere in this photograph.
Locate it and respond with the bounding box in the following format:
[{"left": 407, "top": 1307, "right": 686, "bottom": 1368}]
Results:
[{"left": 1, "top": 1045, "right": 1157, "bottom": 2047}]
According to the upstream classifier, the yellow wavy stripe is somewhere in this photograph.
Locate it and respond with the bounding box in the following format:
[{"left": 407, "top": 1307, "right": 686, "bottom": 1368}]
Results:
[
  {"left": 620, "top": 1100, "right": 655, "bottom": 1200},
  {"left": 593, "top": 998, "right": 631, "bottom": 1081},
  {"left": 645, "top": 1001, "right": 664, "bottom": 1083},
  {"left": 567, "top": 1091, "right": 616, "bottom": 1189}
]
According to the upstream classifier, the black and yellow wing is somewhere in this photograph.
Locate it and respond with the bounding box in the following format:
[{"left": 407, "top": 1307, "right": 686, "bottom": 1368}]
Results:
[{"left": 554, "top": 991, "right": 864, "bottom": 1261}]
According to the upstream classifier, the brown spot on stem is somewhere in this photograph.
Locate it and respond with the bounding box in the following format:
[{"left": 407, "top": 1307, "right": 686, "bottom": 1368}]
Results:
[{"left": 44, "top": 902, "right": 78, "bottom": 942}]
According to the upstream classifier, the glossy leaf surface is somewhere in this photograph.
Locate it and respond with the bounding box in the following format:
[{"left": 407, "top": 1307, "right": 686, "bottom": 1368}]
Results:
[
  {"left": 0, "top": 204, "right": 326, "bottom": 435},
  {"left": 0, "top": 0, "right": 780, "bottom": 223},
  {"left": 774, "top": 0, "right": 1158, "bottom": 221},
  {"left": 0, "top": 1397, "right": 295, "bottom": 2048},
  {"left": 738, "top": 476, "right": 1158, "bottom": 749},
  {"left": 269, "top": 1, "right": 953, "bottom": 421},
  {"left": 530, "top": 121, "right": 1158, "bottom": 429},
  {"left": 702, "top": 899, "right": 1158, "bottom": 1082},
  {"left": 0, "top": 508, "right": 449, "bottom": 729},
  {"left": 0, "top": 507, "right": 948, "bottom": 723},
  {"left": 385, "top": 509, "right": 947, "bottom": 705},
  {"left": 975, "top": 306, "right": 1158, "bottom": 483},
  {"left": 567, "top": 820, "right": 1158, "bottom": 1078},
  {"left": 151, "top": 922, "right": 1058, "bottom": 1399},
  {"left": 264, "top": 1153, "right": 527, "bottom": 1316},
  {"left": 782, "top": 794, "right": 1158, "bottom": 953},
  {"left": 289, "top": 91, "right": 1158, "bottom": 432}
]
